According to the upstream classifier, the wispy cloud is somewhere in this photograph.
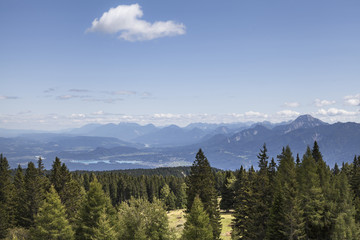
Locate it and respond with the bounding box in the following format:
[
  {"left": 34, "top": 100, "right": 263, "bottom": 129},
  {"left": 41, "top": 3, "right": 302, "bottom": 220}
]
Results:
[
  {"left": 283, "top": 102, "right": 300, "bottom": 108},
  {"left": 0, "top": 95, "right": 19, "bottom": 100},
  {"left": 314, "top": 99, "right": 336, "bottom": 107},
  {"left": 69, "top": 89, "right": 90, "bottom": 93},
  {"left": 86, "top": 4, "right": 186, "bottom": 41},
  {"left": 277, "top": 110, "right": 300, "bottom": 117},
  {"left": 317, "top": 108, "right": 357, "bottom": 116},
  {"left": 344, "top": 94, "right": 360, "bottom": 106},
  {"left": 56, "top": 95, "right": 91, "bottom": 100},
  {"left": 244, "top": 111, "right": 268, "bottom": 118},
  {"left": 57, "top": 95, "right": 78, "bottom": 100},
  {"left": 110, "top": 90, "right": 137, "bottom": 96},
  {"left": 82, "top": 97, "right": 123, "bottom": 104},
  {"left": 43, "top": 88, "right": 55, "bottom": 93}
]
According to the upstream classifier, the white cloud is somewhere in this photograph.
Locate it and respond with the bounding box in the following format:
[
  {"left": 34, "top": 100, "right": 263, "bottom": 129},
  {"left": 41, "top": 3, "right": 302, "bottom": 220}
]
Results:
[
  {"left": 57, "top": 95, "right": 75, "bottom": 100},
  {"left": 87, "top": 4, "right": 186, "bottom": 41},
  {"left": 111, "top": 91, "right": 137, "bottom": 96},
  {"left": 283, "top": 102, "right": 300, "bottom": 108},
  {"left": 0, "top": 95, "right": 18, "bottom": 100},
  {"left": 314, "top": 99, "right": 336, "bottom": 107},
  {"left": 71, "top": 113, "right": 86, "bottom": 119},
  {"left": 344, "top": 94, "right": 360, "bottom": 106},
  {"left": 277, "top": 110, "right": 300, "bottom": 117},
  {"left": 317, "top": 108, "right": 357, "bottom": 116},
  {"left": 244, "top": 111, "right": 268, "bottom": 118}
]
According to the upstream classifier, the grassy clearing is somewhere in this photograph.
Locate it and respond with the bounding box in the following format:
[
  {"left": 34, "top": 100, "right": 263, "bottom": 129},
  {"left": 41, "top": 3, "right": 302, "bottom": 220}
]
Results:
[{"left": 167, "top": 209, "right": 234, "bottom": 239}]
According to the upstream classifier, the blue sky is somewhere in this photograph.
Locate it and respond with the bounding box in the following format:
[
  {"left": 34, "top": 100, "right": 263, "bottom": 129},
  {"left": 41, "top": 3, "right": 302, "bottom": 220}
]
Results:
[{"left": 1, "top": 0, "right": 360, "bottom": 130}]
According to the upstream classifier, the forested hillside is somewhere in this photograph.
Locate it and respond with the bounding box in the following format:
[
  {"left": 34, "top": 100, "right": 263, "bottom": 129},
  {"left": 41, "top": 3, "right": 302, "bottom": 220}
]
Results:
[{"left": 1, "top": 142, "right": 360, "bottom": 239}]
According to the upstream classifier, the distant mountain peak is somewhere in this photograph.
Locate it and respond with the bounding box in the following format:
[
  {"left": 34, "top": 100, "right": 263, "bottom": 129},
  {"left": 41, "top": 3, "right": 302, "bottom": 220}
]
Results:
[
  {"left": 283, "top": 114, "right": 327, "bottom": 133},
  {"left": 292, "top": 114, "right": 327, "bottom": 125}
]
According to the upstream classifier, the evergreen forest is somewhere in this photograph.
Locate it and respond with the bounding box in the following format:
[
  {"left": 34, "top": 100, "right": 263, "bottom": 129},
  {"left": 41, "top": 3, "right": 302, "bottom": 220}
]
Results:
[{"left": 1, "top": 141, "right": 360, "bottom": 239}]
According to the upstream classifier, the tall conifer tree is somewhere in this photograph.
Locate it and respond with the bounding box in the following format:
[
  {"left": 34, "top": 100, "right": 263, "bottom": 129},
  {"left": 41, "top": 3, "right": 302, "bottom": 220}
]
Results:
[
  {"left": 0, "top": 154, "right": 13, "bottom": 238},
  {"left": 31, "top": 185, "right": 74, "bottom": 240},
  {"left": 186, "top": 149, "right": 221, "bottom": 239},
  {"left": 183, "top": 195, "right": 213, "bottom": 240}
]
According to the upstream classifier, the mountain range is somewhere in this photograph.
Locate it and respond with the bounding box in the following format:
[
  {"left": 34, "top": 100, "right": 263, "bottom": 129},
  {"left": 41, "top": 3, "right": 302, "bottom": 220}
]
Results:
[{"left": 1, "top": 115, "right": 359, "bottom": 170}]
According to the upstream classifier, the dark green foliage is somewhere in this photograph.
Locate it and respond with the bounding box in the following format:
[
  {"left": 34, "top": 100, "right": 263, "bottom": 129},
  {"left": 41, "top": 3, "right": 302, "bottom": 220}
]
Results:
[
  {"left": 186, "top": 149, "right": 222, "bottom": 239},
  {"left": 266, "top": 189, "right": 286, "bottom": 240},
  {"left": 331, "top": 171, "right": 359, "bottom": 240},
  {"left": 232, "top": 146, "right": 273, "bottom": 240},
  {"left": 220, "top": 171, "right": 235, "bottom": 212},
  {"left": 0, "top": 154, "right": 13, "bottom": 238},
  {"left": 60, "top": 178, "right": 85, "bottom": 223},
  {"left": 23, "top": 161, "right": 46, "bottom": 228},
  {"left": 298, "top": 147, "right": 324, "bottom": 239},
  {"left": 31, "top": 185, "right": 74, "bottom": 240},
  {"left": 183, "top": 195, "right": 213, "bottom": 240},
  {"left": 232, "top": 167, "right": 254, "bottom": 240},
  {"left": 76, "top": 177, "right": 116, "bottom": 240},
  {"left": 266, "top": 146, "right": 305, "bottom": 240},
  {"left": 13, "top": 165, "right": 27, "bottom": 227},
  {"left": 351, "top": 155, "right": 360, "bottom": 222},
  {"left": 312, "top": 141, "right": 322, "bottom": 163},
  {"left": 50, "top": 157, "right": 71, "bottom": 194},
  {"left": 160, "top": 183, "right": 176, "bottom": 210},
  {"left": 117, "top": 198, "right": 173, "bottom": 240}
]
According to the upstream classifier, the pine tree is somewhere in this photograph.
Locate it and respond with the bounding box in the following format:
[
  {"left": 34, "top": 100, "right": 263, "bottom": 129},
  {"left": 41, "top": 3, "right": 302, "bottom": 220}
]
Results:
[
  {"left": 31, "top": 185, "right": 74, "bottom": 240},
  {"left": 250, "top": 144, "right": 272, "bottom": 239},
  {"left": 266, "top": 146, "right": 304, "bottom": 240},
  {"left": 160, "top": 183, "right": 176, "bottom": 210},
  {"left": 266, "top": 188, "right": 286, "bottom": 240},
  {"left": 312, "top": 141, "right": 322, "bottom": 163},
  {"left": 50, "top": 157, "right": 70, "bottom": 194},
  {"left": 117, "top": 198, "right": 173, "bottom": 240},
  {"left": 220, "top": 171, "right": 235, "bottom": 212},
  {"left": 298, "top": 147, "right": 324, "bottom": 239},
  {"left": 232, "top": 167, "right": 253, "bottom": 240},
  {"left": 0, "top": 154, "right": 13, "bottom": 238},
  {"left": 60, "top": 178, "right": 85, "bottom": 224},
  {"left": 90, "top": 210, "right": 118, "bottom": 240},
  {"left": 350, "top": 155, "right": 360, "bottom": 222},
  {"left": 186, "top": 149, "right": 221, "bottom": 239},
  {"left": 182, "top": 195, "right": 213, "bottom": 240},
  {"left": 13, "top": 165, "right": 27, "bottom": 227},
  {"left": 76, "top": 177, "right": 116, "bottom": 240},
  {"left": 23, "top": 161, "right": 46, "bottom": 228},
  {"left": 331, "top": 171, "right": 359, "bottom": 239},
  {"left": 312, "top": 142, "right": 333, "bottom": 239}
]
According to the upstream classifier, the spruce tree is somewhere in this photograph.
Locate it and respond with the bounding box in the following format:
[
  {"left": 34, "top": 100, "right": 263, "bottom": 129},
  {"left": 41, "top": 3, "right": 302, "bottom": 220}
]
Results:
[
  {"left": 76, "top": 177, "right": 116, "bottom": 240},
  {"left": 118, "top": 198, "right": 173, "bottom": 240},
  {"left": 31, "top": 185, "right": 74, "bottom": 240},
  {"left": 182, "top": 195, "right": 213, "bottom": 240},
  {"left": 50, "top": 157, "right": 70, "bottom": 194},
  {"left": 312, "top": 141, "right": 322, "bottom": 163},
  {"left": 220, "top": 171, "right": 235, "bottom": 212},
  {"left": 298, "top": 147, "right": 325, "bottom": 239},
  {"left": 251, "top": 144, "right": 272, "bottom": 239},
  {"left": 23, "top": 161, "right": 46, "bottom": 227},
  {"left": 60, "top": 178, "right": 85, "bottom": 224},
  {"left": 232, "top": 167, "right": 253, "bottom": 240},
  {"left": 90, "top": 210, "right": 118, "bottom": 240},
  {"left": 186, "top": 149, "right": 221, "bottom": 239},
  {"left": 331, "top": 171, "right": 359, "bottom": 240},
  {"left": 266, "top": 188, "right": 286, "bottom": 240},
  {"left": 350, "top": 155, "right": 360, "bottom": 222},
  {"left": 267, "top": 146, "right": 304, "bottom": 240},
  {"left": 0, "top": 154, "right": 13, "bottom": 238},
  {"left": 13, "top": 165, "right": 27, "bottom": 227}
]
